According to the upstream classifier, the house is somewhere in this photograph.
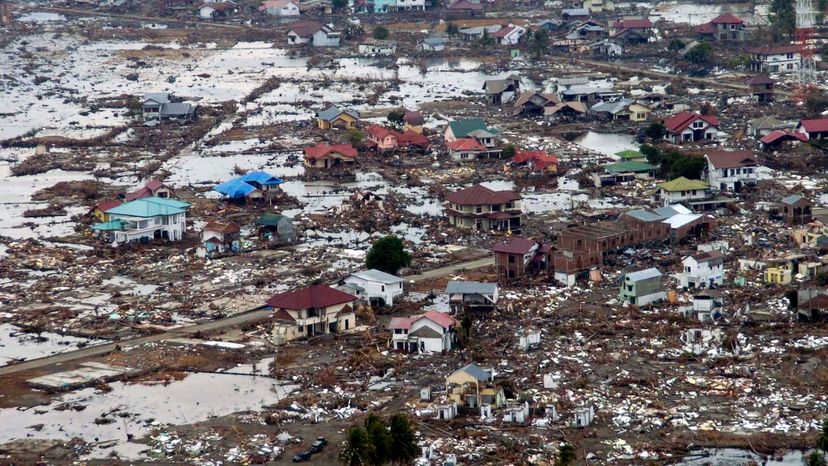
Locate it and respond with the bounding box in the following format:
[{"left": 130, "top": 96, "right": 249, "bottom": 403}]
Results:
[
  {"left": 748, "top": 45, "right": 800, "bottom": 74},
  {"left": 560, "top": 83, "right": 617, "bottom": 103},
  {"left": 287, "top": 20, "right": 322, "bottom": 44},
  {"left": 482, "top": 76, "right": 521, "bottom": 105},
  {"left": 446, "top": 281, "right": 498, "bottom": 313},
  {"left": 681, "top": 291, "right": 725, "bottom": 322},
  {"left": 591, "top": 99, "right": 650, "bottom": 121},
  {"left": 512, "top": 91, "right": 560, "bottom": 116},
  {"left": 366, "top": 124, "right": 401, "bottom": 150},
  {"left": 512, "top": 149, "right": 559, "bottom": 174},
  {"left": 341, "top": 269, "right": 404, "bottom": 307},
  {"left": 125, "top": 179, "right": 175, "bottom": 202},
  {"left": 259, "top": 0, "right": 299, "bottom": 16},
  {"left": 616, "top": 149, "right": 646, "bottom": 161},
  {"left": 444, "top": 118, "right": 497, "bottom": 142},
  {"left": 561, "top": 8, "right": 589, "bottom": 21},
  {"left": 565, "top": 21, "right": 607, "bottom": 41},
  {"left": 446, "top": 363, "right": 505, "bottom": 408},
  {"left": 748, "top": 116, "right": 792, "bottom": 137},
  {"left": 536, "top": 19, "right": 561, "bottom": 31},
  {"left": 591, "top": 39, "right": 623, "bottom": 57},
  {"left": 797, "top": 118, "right": 828, "bottom": 140},
  {"left": 544, "top": 101, "right": 588, "bottom": 122},
  {"left": 747, "top": 75, "right": 775, "bottom": 104},
  {"left": 764, "top": 266, "right": 792, "bottom": 285},
  {"left": 268, "top": 285, "right": 357, "bottom": 342},
  {"left": 458, "top": 25, "right": 501, "bottom": 41},
  {"left": 419, "top": 37, "right": 447, "bottom": 51},
  {"left": 619, "top": 268, "right": 666, "bottom": 306},
  {"left": 695, "top": 13, "right": 745, "bottom": 41},
  {"left": 214, "top": 171, "right": 284, "bottom": 203},
  {"left": 679, "top": 251, "right": 724, "bottom": 289},
  {"left": 609, "top": 18, "right": 652, "bottom": 44},
  {"left": 657, "top": 177, "right": 712, "bottom": 207},
  {"left": 447, "top": 138, "right": 486, "bottom": 161},
  {"left": 760, "top": 130, "right": 807, "bottom": 152},
  {"left": 201, "top": 221, "right": 241, "bottom": 254},
  {"left": 703, "top": 150, "right": 758, "bottom": 192},
  {"left": 582, "top": 0, "right": 613, "bottom": 12},
  {"left": 797, "top": 291, "right": 828, "bottom": 321},
  {"left": 491, "top": 236, "right": 552, "bottom": 280},
  {"left": 369, "top": 0, "right": 396, "bottom": 12},
  {"left": 141, "top": 93, "right": 196, "bottom": 123},
  {"left": 256, "top": 213, "right": 296, "bottom": 245},
  {"left": 491, "top": 25, "right": 526, "bottom": 45},
  {"left": 92, "top": 197, "right": 190, "bottom": 244},
  {"left": 444, "top": 184, "right": 522, "bottom": 232},
  {"left": 396, "top": 0, "right": 425, "bottom": 11},
  {"left": 303, "top": 143, "right": 358, "bottom": 168},
  {"left": 404, "top": 110, "right": 425, "bottom": 133},
  {"left": 781, "top": 194, "right": 813, "bottom": 226},
  {"left": 447, "top": 0, "right": 483, "bottom": 16},
  {"left": 198, "top": 1, "right": 235, "bottom": 19},
  {"left": 358, "top": 40, "right": 397, "bottom": 55},
  {"left": 621, "top": 204, "right": 715, "bottom": 242},
  {"left": 572, "top": 406, "right": 595, "bottom": 428},
  {"left": 388, "top": 311, "right": 458, "bottom": 353},
  {"left": 90, "top": 199, "right": 122, "bottom": 222},
  {"left": 664, "top": 111, "right": 719, "bottom": 143},
  {"left": 316, "top": 106, "right": 359, "bottom": 129},
  {"left": 592, "top": 161, "right": 657, "bottom": 187},
  {"left": 298, "top": 0, "right": 332, "bottom": 14}
]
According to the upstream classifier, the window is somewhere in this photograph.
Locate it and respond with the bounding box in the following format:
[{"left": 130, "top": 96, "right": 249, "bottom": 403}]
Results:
[
  {"left": 298, "top": 325, "right": 304, "bottom": 332},
  {"left": 787, "top": 63, "right": 794, "bottom": 70},
  {"left": 787, "top": 53, "right": 794, "bottom": 59},
  {"left": 381, "top": 285, "right": 385, "bottom": 292},
  {"left": 476, "top": 206, "right": 483, "bottom": 214},
  {"left": 692, "top": 121, "right": 704, "bottom": 129},
  {"left": 685, "top": 266, "right": 691, "bottom": 272},
  {"left": 508, "top": 255, "right": 516, "bottom": 263},
  {"left": 506, "top": 202, "right": 514, "bottom": 209}
]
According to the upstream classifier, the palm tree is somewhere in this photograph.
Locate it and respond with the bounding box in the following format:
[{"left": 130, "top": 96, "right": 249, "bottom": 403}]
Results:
[
  {"left": 364, "top": 414, "right": 392, "bottom": 465},
  {"left": 339, "top": 426, "right": 374, "bottom": 466},
  {"left": 388, "top": 414, "right": 419, "bottom": 465},
  {"left": 556, "top": 443, "right": 576, "bottom": 466}
]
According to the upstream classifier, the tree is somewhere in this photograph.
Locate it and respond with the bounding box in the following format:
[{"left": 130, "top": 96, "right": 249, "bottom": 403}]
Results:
[
  {"left": 364, "top": 414, "right": 392, "bottom": 465},
  {"left": 667, "top": 38, "right": 684, "bottom": 51},
  {"left": 344, "top": 23, "right": 365, "bottom": 40},
  {"left": 817, "top": 418, "right": 828, "bottom": 452},
  {"left": 366, "top": 236, "right": 411, "bottom": 275},
  {"left": 644, "top": 123, "right": 666, "bottom": 140},
  {"left": 446, "top": 22, "right": 459, "bottom": 36},
  {"left": 527, "top": 29, "right": 549, "bottom": 60},
  {"left": 332, "top": 0, "right": 347, "bottom": 11},
  {"left": 769, "top": 0, "right": 796, "bottom": 42},
  {"left": 806, "top": 451, "right": 827, "bottom": 466},
  {"left": 501, "top": 144, "right": 516, "bottom": 158},
  {"left": 387, "top": 109, "right": 405, "bottom": 127},
  {"left": 669, "top": 155, "right": 705, "bottom": 179},
  {"left": 388, "top": 414, "right": 419, "bottom": 465},
  {"left": 373, "top": 25, "right": 389, "bottom": 41},
  {"left": 806, "top": 91, "right": 828, "bottom": 117},
  {"left": 639, "top": 143, "right": 660, "bottom": 160},
  {"left": 339, "top": 426, "right": 374, "bottom": 466},
  {"left": 556, "top": 443, "right": 576, "bottom": 466},
  {"left": 684, "top": 42, "right": 711, "bottom": 65},
  {"left": 345, "top": 129, "right": 364, "bottom": 146}
]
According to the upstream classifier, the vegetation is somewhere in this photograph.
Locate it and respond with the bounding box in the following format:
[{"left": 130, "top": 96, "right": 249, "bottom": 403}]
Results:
[
  {"left": 343, "top": 23, "right": 365, "bottom": 40},
  {"left": 365, "top": 235, "right": 411, "bottom": 275},
  {"left": 556, "top": 443, "right": 577, "bottom": 466},
  {"left": 373, "top": 25, "right": 390, "bottom": 41},
  {"left": 806, "top": 90, "right": 828, "bottom": 117},
  {"left": 387, "top": 109, "right": 405, "bottom": 127},
  {"left": 446, "top": 22, "right": 459, "bottom": 36},
  {"left": 339, "top": 413, "right": 418, "bottom": 465},
  {"left": 684, "top": 42, "right": 712, "bottom": 65},
  {"left": 640, "top": 144, "right": 706, "bottom": 179},
  {"left": 332, "top": 0, "right": 347, "bottom": 11},
  {"left": 345, "top": 129, "right": 365, "bottom": 145},
  {"left": 805, "top": 419, "right": 828, "bottom": 465},
  {"left": 644, "top": 122, "right": 666, "bottom": 139},
  {"left": 769, "top": 0, "right": 796, "bottom": 42},
  {"left": 501, "top": 143, "right": 516, "bottom": 158},
  {"left": 526, "top": 29, "right": 549, "bottom": 59}
]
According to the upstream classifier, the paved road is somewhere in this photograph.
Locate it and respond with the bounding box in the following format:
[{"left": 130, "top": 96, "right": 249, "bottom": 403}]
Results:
[{"left": 0, "top": 256, "right": 494, "bottom": 377}]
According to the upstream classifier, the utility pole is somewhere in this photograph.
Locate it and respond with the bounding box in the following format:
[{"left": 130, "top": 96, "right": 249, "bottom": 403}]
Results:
[{"left": 796, "top": 0, "right": 818, "bottom": 100}]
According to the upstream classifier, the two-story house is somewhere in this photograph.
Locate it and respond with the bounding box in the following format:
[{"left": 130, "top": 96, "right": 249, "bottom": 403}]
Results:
[
  {"left": 340, "top": 268, "right": 404, "bottom": 307},
  {"left": 93, "top": 197, "right": 190, "bottom": 244},
  {"left": 491, "top": 236, "right": 552, "bottom": 280},
  {"left": 749, "top": 45, "right": 800, "bottom": 74},
  {"left": 658, "top": 177, "right": 712, "bottom": 208},
  {"left": 747, "top": 75, "right": 775, "bottom": 104},
  {"left": 619, "top": 268, "right": 665, "bottom": 306},
  {"left": 396, "top": 0, "right": 425, "bottom": 10},
  {"left": 664, "top": 111, "right": 719, "bottom": 143},
  {"left": 141, "top": 93, "right": 196, "bottom": 123},
  {"left": 388, "top": 311, "right": 458, "bottom": 353},
  {"left": 268, "top": 284, "right": 357, "bottom": 342},
  {"left": 259, "top": 0, "right": 299, "bottom": 16},
  {"left": 679, "top": 251, "right": 725, "bottom": 289},
  {"left": 695, "top": 13, "right": 745, "bottom": 41},
  {"left": 444, "top": 184, "right": 522, "bottom": 232},
  {"left": 703, "top": 150, "right": 759, "bottom": 192},
  {"left": 609, "top": 18, "right": 652, "bottom": 44}
]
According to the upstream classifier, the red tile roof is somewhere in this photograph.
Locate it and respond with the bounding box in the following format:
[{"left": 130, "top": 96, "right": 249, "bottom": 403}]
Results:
[
  {"left": 748, "top": 45, "right": 800, "bottom": 55},
  {"left": 94, "top": 199, "right": 122, "bottom": 212},
  {"left": 416, "top": 311, "right": 457, "bottom": 329},
  {"left": 125, "top": 187, "right": 152, "bottom": 202},
  {"left": 266, "top": 284, "right": 357, "bottom": 310},
  {"left": 404, "top": 110, "right": 424, "bottom": 126},
  {"left": 665, "top": 111, "right": 719, "bottom": 133},
  {"left": 447, "top": 138, "right": 486, "bottom": 152},
  {"left": 491, "top": 25, "right": 516, "bottom": 38},
  {"left": 710, "top": 13, "right": 743, "bottom": 24},
  {"left": 612, "top": 18, "right": 652, "bottom": 29},
  {"left": 289, "top": 20, "right": 323, "bottom": 37},
  {"left": 491, "top": 236, "right": 537, "bottom": 254},
  {"left": 513, "top": 150, "right": 559, "bottom": 170},
  {"left": 445, "top": 184, "right": 521, "bottom": 205},
  {"left": 398, "top": 130, "right": 429, "bottom": 147},
  {"left": 145, "top": 179, "right": 164, "bottom": 191},
  {"left": 447, "top": 0, "right": 482, "bottom": 10},
  {"left": 366, "top": 124, "right": 400, "bottom": 140},
  {"left": 202, "top": 221, "right": 240, "bottom": 234},
  {"left": 704, "top": 150, "right": 757, "bottom": 169},
  {"left": 760, "top": 130, "right": 807, "bottom": 145},
  {"left": 303, "top": 143, "right": 358, "bottom": 159},
  {"left": 746, "top": 74, "right": 775, "bottom": 85},
  {"left": 799, "top": 118, "right": 828, "bottom": 134},
  {"left": 694, "top": 22, "right": 717, "bottom": 34}
]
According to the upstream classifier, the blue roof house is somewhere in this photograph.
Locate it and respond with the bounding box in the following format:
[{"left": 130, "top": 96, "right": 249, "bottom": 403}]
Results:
[
  {"left": 214, "top": 171, "right": 284, "bottom": 203},
  {"left": 93, "top": 197, "right": 191, "bottom": 245}
]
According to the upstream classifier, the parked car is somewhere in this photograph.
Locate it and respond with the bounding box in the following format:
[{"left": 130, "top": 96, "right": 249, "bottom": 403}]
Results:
[
  {"left": 292, "top": 451, "right": 312, "bottom": 462},
  {"left": 310, "top": 437, "right": 327, "bottom": 454}
]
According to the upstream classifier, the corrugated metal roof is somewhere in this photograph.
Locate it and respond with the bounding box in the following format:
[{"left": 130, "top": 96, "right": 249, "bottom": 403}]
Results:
[
  {"left": 105, "top": 197, "right": 190, "bottom": 218},
  {"left": 451, "top": 363, "right": 491, "bottom": 382},
  {"left": 350, "top": 269, "right": 403, "bottom": 284},
  {"left": 624, "top": 267, "right": 662, "bottom": 282},
  {"left": 446, "top": 281, "right": 497, "bottom": 295}
]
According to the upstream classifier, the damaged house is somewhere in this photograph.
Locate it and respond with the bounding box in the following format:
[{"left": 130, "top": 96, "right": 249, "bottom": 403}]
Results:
[
  {"left": 679, "top": 251, "right": 725, "bottom": 289},
  {"left": 268, "top": 284, "right": 357, "bottom": 342},
  {"left": 388, "top": 311, "right": 458, "bottom": 353},
  {"left": 492, "top": 236, "right": 552, "bottom": 280},
  {"left": 303, "top": 143, "right": 358, "bottom": 168},
  {"left": 483, "top": 76, "right": 521, "bottom": 105},
  {"left": 446, "top": 281, "right": 498, "bottom": 313},
  {"left": 619, "top": 267, "right": 666, "bottom": 306},
  {"left": 443, "top": 184, "right": 522, "bottom": 232},
  {"left": 512, "top": 149, "right": 559, "bottom": 175},
  {"left": 749, "top": 45, "right": 801, "bottom": 74},
  {"left": 512, "top": 91, "right": 561, "bottom": 116},
  {"left": 287, "top": 21, "right": 341, "bottom": 46},
  {"left": 255, "top": 213, "right": 297, "bottom": 245},
  {"left": 92, "top": 197, "right": 190, "bottom": 244},
  {"left": 201, "top": 221, "right": 241, "bottom": 254},
  {"left": 446, "top": 363, "right": 505, "bottom": 409},
  {"left": 340, "top": 269, "right": 404, "bottom": 307},
  {"left": 141, "top": 92, "right": 196, "bottom": 123}
]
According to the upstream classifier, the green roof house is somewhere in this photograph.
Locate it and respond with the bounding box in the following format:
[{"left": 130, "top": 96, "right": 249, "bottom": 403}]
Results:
[
  {"left": 592, "top": 161, "right": 657, "bottom": 187},
  {"left": 92, "top": 196, "right": 191, "bottom": 245},
  {"left": 615, "top": 150, "right": 646, "bottom": 161},
  {"left": 444, "top": 118, "right": 501, "bottom": 145},
  {"left": 657, "top": 177, "right": 711, "bottom": 208},
  {"left": 256, "top": 213, "right": 297, "bottom": 245}
]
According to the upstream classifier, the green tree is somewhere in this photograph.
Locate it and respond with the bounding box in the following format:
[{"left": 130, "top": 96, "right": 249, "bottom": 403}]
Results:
[
  {"left": 501, "top": 143, "right": 516, "bottom": 158},
  {"left": 644, "top": 123, "right": 666, "bottom": 139},
  {"left": 806, "top": 451, "right": 828, "bottom": 466},
  {"left": 684, "top": 42, "right": 711, "bottom": 65},
  {"left": 446, "top": 22, "right": 459, "bottom": 36},
  {"left": 366, "top": 235, "right": 411, "bottom": 275},
  {"left": 387, "top": 109, "right": 405, "bottom": 127},
  {"left": 364, "top": 414, "right": 392, "bottom": 466},
  {"left": 388, "top": 414, "right": 419, "bottom": 465},
  {"left": 373, "top": 25, "right": 390, "bottom": 41},
  {"left": 770, "top": 0, "right": 796, "bottom": 42},
  {"left": 639, "top": 143, "right": 660, "bottom": 160},
  {"left": 669, "top": 156, "right": 705, "bottom": 179},
  {"left": 345, "top": 129, "right": 365, "bottom": 146},
  {"left": 668, "top": 38, "right": 684, "bottom": 51},
  {"left": 527, "top": 29, "right": 549, "bottom": 60},
  {"left": 806, "top": 91, "right": 828, "bottom": 117},
  {"left": 344, "top": 23, "right": 365, "bottom": 40},
  {"left": 339, "top": 426, "right": 374, "bottom": 466},
  {"left": 332, "top": 0, "right": 347, "bottom": 11},
  {"left": 556, "top": 443, "right": 577, "bottom": 466},
  {"left": 817, "top": 418, "right": 828, "bottom": 452}
]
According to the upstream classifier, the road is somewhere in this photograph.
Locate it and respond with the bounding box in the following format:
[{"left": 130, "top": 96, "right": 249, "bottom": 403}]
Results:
[
  {"left": 18, "top": 5, "right": 262, "bottom": 30},
  {"left": 0, "top": 255, "right": 494, "bottom": 377}
]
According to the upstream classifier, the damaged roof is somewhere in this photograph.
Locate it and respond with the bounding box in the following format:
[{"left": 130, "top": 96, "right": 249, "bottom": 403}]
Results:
[
  {"left": 266, "top": 284, "right": 356, "bottom": 310},
  {"left": 445, "top": 184, "right": 521, "bottom": 205}
]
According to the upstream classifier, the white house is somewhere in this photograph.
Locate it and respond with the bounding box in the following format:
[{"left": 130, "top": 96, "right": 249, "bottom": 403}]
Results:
[
  {"left": 492, "top": 25, "right": 527, "bottom": 45},
  {"left": 259, "top": 0, "right": 299, "bottom": 16},
  {"left": 313, "top": 24, "right": 341, "bottom": 47},
  {"left": 657, "top": 177, "right": 712, "bottom": 207},
  {"left": 703, "top": 150, "right": 759, "bottom": 192},
  {"left": 198, "top": 1, "right": 235, "bottom": 19},
  {"left": 679, "top": 251, "right": 725, "bottom": 289},
  {"left": 388, "top": 311, "right": 458, "bottom": 353},
  {"left": 419, "top": 37, "right": 447, "bottom": 51},
  {"left": 268, "top": 285, "right": 357, "bottom": 342},
  {"left": 93, "top": 197, "right": 190, "bottom": 245},
  {"left": 681, "top": 291, "right": 725, "bottom": 322},
  {"left": 749, "top": 45, "right": 801, "bottom": 74},
  {"left": 341, "top": 269, "right": 404, "bottom": 307},
  {"left": 664, "top": 111, "right": 719, "bottom": 144},
  {"left": 396, "top": 0, "right": 425, "bottom": 10},
  {"left": 358, "top": 40, "right": 397, "bottom": 55}
]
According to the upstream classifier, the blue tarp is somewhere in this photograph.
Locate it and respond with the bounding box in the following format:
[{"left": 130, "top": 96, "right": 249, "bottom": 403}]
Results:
[
  {"left": 239, "top": 171, "right": 284, "bottom": 186},
  {"left": 214, "top": 179, "right": 257, "bottom": 199}
]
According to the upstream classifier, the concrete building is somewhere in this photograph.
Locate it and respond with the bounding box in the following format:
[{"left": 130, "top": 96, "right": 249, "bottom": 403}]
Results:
[
  {"left": 619, "top": 268, "right": 666, "bottom": 306},
  {"left": 341, "top": 269, "right": 404, "bottom": 307},
  {"left": 679, "top": 251, "right": 725, "bottom": 289}
]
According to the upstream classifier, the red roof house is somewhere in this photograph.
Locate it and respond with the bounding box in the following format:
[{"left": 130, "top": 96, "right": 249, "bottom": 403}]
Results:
[
  {"left": 268, "top": 284, "right": 358, "bottom": 340},
  {"left": 664, "top": 111, "right": 719, "bottom": 143},
  {"left": 513, "top": 150, "right": 559, "bottom": 173},
  {"left": 491, "top": 236, "right": 552, "bottom": 279},
  {"left": 797, "top": 118, "right": 828, "bottom": 140},
  {"left": 303, "top": 143, "right": 358, "bottom": 168}
]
